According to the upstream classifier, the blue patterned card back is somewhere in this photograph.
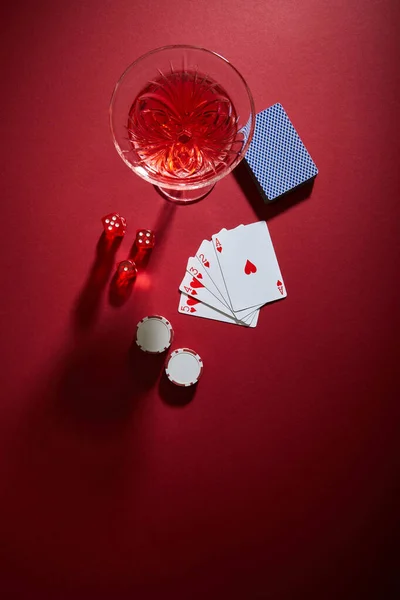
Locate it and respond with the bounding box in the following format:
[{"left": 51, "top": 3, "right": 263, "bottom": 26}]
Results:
[{"left": 244, "top": 103, "right": 318, "bottom": 202}]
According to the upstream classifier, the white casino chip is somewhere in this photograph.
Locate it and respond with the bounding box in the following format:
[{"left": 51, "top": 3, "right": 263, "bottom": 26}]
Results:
[
  {"left": 165, "top": 348, "right": 203, "bottom": 387},
  {"left": 136, "top": 315, "right": 173, "bottom": 354}
]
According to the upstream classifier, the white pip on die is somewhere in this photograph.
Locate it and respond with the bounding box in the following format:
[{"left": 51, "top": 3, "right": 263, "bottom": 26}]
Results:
[
  {"left": 101, "top": 213, "right": 127, "bottom": 238},
  {"left": 135, "top": 229, "right": 155, "bottom": 251}
]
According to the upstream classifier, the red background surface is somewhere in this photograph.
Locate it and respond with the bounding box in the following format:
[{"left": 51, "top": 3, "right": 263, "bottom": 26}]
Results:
[{"left": 1, "top": 1, "right": 399, "bottom": 598}]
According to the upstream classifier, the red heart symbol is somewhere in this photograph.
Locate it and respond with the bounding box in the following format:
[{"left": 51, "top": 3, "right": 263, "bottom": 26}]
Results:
[
  {"left": 190, "top": 307, "right": 196, "bottom": 313},
  {"left": 197, "top": 273, "right": 203, "bottom": 279},
  {"left": 204, "top": 260, "right": 210, "bottom": 268},
  {"left": 244, "top": 259, "right": 257, "bottom": 275},
  {"left": 217, "top": 246, "right": 222, "bottom": 253},
  {"left": 277, "top": 280, "right": 282, "bottom": 286},
  {"left": 186, "top": 296, "right": 200, "bottom": 306},
  {"left": 190, "top": 277, "right": 204, "bottom": 289}
]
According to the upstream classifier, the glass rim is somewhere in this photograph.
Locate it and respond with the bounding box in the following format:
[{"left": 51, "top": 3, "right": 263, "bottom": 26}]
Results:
[{"left": 109, "top": 45, "right": 256, "bottom": 190}]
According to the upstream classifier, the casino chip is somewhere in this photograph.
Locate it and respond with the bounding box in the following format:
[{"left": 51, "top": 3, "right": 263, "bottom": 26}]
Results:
[
  {"left": 165, "top": 348, "right": 203, "bottom": 387},
  {"left": 136, "top": 315, "right": 173, "bottom": 354}
]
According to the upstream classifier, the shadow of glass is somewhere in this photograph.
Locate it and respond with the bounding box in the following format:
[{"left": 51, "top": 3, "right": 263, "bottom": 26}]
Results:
[
  {"left": 0, "top": 328, "right": 154, "bottom": 594},
  {"left": 56, "top": 334, "right": 144, "bottom": 434},
  {"left": 73, "top": 233, "right": 122, "bottom": 332}
]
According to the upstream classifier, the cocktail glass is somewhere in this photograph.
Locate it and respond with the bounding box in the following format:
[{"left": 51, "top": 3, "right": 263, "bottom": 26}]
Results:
[{"left": 110, "top": 45, "right": 255, "bottom": 203}]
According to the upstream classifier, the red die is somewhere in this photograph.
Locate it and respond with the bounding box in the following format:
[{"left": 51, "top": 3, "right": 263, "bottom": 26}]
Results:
[
  {"left": 135, "top": 229, "right": 155, "bottom": 250},
  {"left": 101, "top": 213, "right": 127, "bottom": 239},
  {"left": 116, "top": 259, "right": 137, "bottom": 283}
]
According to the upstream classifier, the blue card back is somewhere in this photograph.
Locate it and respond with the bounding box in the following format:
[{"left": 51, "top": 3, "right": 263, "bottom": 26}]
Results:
[{"left": 245, "top": 103, "right": 318, "bottom": 202}]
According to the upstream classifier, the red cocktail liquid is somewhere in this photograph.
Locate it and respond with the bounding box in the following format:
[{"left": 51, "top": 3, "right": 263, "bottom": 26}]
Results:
[{"left": 127, "top": 69, "right": 241, "bottom": 184}]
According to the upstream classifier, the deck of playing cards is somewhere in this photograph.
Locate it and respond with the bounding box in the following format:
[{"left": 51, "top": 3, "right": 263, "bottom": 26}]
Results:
[
  {"left": 178, "top": 221, "right": 287, "bottom": 327},
  {"left": 245, "top": 103, "right": 318, "bottom": 202}
]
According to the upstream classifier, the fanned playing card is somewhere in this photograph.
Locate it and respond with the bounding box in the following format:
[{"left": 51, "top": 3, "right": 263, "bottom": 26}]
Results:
[
  {"left": 179, "top": 271, "right": 235, "bottom": 319},
  {"left": 195, "top": 240, "right": 231, "bottom": 310},
  {"left": 177, "top": 221, "right": 286, "bottom": 327},
  {"left": 212, "top": 226, "right": 265, "bottom": 320},
  {"left": 212, "top": 221, "right": 287, "bottom": 312},
  {"left": 178, "top": 293, "right": 259, "bottom": 327},
  {"left": 180, "top": 260, "right": 258, "bottom": 325},
  {"left": 185, "top": 256, "right": 230, "bottom": 310}
]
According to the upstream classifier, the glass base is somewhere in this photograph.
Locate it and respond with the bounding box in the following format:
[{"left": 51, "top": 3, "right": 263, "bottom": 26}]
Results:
[{"left": 157, "top": 183, "right": 215, "bottom": 204}]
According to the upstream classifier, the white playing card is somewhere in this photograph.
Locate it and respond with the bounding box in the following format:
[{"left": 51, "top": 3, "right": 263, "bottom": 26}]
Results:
[
  {"left": 212, "top": 227, "right": 265, "bottom": 321},
  {"left": 195, "top": 235, "right": 261, "bottom": 322},
  {"left": 186, "top": 257, "right": 229, "bottom": 309},
  {"left": 179, "top": 271, "right": 236, "bottom": 319},
  {"left": 184, "top": 259, "right": 258, "bottom": 324},
  {"left": 247, "top": 309, "right": 259, "bottom": 327},
  {"left": 195, "top": 240, "right": 231, "bottom": 309},
  {"left": 178, "top": 293, "right": 259, "bottom": 327},
  {"left": 212, "top": 221, "right": 287, "bottom": 312},
  {"left": 180, "top": 271, "right": 258, "bottom": 325}
]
